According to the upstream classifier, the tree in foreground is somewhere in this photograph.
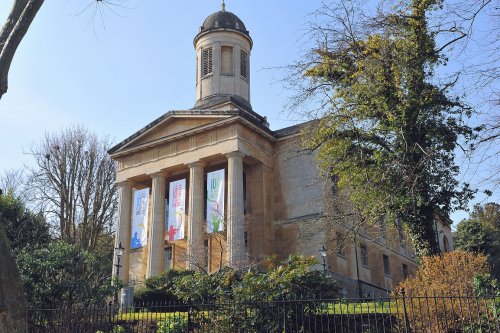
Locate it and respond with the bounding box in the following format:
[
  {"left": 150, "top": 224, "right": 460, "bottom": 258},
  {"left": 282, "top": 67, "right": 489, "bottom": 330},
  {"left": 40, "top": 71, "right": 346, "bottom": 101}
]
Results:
[
  {"left": 455, "top": 202, "right": 500, "bottom": 279},
  {"left": 290, "top": 0, "right": 477, "bottom": 256},
  {"left": 27, "top": 126, "right": 117, "bottom": 251}
]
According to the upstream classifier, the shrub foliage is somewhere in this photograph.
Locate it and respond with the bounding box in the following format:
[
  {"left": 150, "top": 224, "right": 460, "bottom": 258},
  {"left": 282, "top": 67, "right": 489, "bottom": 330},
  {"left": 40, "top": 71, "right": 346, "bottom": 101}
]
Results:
[
  {"left": 394, "top": 251, "right": 497, "bottom": 332},
  {"left": 140, "top": 256, "right": 338, "bottom": 332}
]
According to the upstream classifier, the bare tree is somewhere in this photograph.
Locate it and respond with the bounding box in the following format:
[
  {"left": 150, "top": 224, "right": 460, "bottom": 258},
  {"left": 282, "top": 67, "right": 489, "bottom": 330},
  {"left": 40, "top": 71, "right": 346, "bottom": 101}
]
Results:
[
  {"left": 27, "top": 126, "right": 117, "bottom": 251},
  {"left": 0, "top": 168, "right": 25, "bottom": 199}
]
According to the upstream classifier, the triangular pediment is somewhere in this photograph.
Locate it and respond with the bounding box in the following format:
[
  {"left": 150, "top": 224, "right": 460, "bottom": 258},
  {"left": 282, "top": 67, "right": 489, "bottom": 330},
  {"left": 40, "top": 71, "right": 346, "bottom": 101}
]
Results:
[
  {"left": 133, "top": 116, "right": 225, "bottom": 146},
  {"left": 109, "top": 110, "right": 238, "bottom": 155}
]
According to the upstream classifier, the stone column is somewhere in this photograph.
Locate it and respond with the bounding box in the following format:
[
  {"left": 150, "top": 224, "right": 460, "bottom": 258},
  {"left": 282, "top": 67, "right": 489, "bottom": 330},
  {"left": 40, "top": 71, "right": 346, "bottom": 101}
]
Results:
[
  {"left": 226, "top": 151, "right": 245, "bottom": 267},
  {"left": 146, "top": 172, "right": 167, "bottom": 278},
  {"left": 113, "top": 181, "right": 133, "bottom": 284},
  {"left": 187, "top": 161, "right": 206, "bottom": 270}
]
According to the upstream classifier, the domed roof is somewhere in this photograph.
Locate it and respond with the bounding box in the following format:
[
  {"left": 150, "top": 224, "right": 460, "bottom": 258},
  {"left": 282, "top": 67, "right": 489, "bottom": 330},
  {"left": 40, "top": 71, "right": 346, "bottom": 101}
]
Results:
[{"left": 198, "top": 10, "right": 249, "bottom": 36}]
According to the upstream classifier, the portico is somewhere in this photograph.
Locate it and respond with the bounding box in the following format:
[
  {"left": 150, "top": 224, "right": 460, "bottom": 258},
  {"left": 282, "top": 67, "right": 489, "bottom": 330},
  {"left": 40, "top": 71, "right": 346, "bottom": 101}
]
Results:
[{"left": 109, "top": 108, "right": 276, "bottom": 281}]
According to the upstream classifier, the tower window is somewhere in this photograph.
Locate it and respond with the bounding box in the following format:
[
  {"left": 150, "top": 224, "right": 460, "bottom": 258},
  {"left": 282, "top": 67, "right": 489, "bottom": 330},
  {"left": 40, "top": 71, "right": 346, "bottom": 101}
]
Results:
[
  {"left": 202, "top": 47, "right": 213, "bottom": 76},
  {"left": 221, "top": 46, "right": 233, "bottom": 75},
  {"left": 240, "top": 50, "right": 248, "bottom": 78}
]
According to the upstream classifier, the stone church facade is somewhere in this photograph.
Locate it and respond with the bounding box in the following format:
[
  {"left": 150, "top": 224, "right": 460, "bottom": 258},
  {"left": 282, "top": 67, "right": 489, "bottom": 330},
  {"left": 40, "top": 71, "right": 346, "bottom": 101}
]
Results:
[{"left": 109, "top": 5, "right": 454, "bottom": 299}]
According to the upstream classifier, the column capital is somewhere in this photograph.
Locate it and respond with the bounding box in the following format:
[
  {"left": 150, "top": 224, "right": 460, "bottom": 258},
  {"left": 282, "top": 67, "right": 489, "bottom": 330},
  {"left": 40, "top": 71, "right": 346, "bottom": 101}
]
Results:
[
  {"left": 226, "top": 151, "right": 245, "bottom": 159},
  {"left": 115, "top": 180, "right": 133, "bottom": 189},
  {"left": 186, "top": 160, "right": 206, "bottom": 169},
  {"left": 148, "top": 171, "right": 168, "bottom": 179}
]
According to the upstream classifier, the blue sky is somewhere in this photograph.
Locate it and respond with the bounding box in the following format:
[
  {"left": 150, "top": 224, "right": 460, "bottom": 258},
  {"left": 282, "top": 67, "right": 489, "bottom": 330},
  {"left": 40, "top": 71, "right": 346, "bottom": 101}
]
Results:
[
  {"left": 0, "top": 0, "right": 321, "bottom": 160},
  {"left": 0, "top": 0, "right": 497, "bottom": 225}
]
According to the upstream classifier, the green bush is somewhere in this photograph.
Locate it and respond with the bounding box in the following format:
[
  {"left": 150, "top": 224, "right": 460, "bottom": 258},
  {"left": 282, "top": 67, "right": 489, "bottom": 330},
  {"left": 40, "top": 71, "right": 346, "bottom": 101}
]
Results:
[
  {"left": 171, "top": 256, "right": 338, "bottom": 303},
  {"left": 156, "top": 316, "right": 188, "bottom": 333},
  {"left": 234, "top": 256, "right": 338, "bottom": 301},
  {"left": 170, "top": 256, "right": 338, "bottom": 332},
  {"left": 134, "top": 269, "right": 194, "bottom": 305},
  {"left": 172, "top": 266, "right": 238, "bottom": 302}
]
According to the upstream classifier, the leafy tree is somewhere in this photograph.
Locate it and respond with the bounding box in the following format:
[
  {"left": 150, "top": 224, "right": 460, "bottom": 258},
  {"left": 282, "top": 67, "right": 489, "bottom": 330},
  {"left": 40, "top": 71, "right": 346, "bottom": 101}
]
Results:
[
  {"left": 455, "top": 202, "right": 500, "bottom": 279},
  {"left": 16, "top": 241, "right": 114, "bottom": 308},
  {"left": 455, "top": 219, "right": 495, "bottom": 253},
  {"left": 467, "top": 202, "right": 500, "bottom": 231},
  {"left": 292, "top": 0, "right": 477, "bottom": 256},
  {"left": 0, "top": 189, "right": 50, "bottom": 253}
]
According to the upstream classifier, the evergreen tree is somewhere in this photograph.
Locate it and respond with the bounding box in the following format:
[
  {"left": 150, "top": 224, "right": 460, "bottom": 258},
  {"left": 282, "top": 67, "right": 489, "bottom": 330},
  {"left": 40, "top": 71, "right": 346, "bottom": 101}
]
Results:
[
  {"left": 455, "top": 203, "right": 500, "bottom": 279},
  {"left": 0, "top": 190, "right": 50, "bottom": 253}
]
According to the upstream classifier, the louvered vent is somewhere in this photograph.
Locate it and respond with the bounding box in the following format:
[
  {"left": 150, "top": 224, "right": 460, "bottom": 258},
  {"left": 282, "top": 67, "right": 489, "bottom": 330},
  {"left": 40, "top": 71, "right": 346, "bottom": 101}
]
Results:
[
  {"left": 240, "top": 50, "right": 248, "bottom": 78},
  {"left": 202, "top": 47, "right": 213, "bottom": 76}
]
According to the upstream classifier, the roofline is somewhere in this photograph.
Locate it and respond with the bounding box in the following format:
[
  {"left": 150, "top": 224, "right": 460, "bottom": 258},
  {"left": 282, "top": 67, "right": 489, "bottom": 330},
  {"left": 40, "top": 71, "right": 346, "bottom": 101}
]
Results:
[
  {"left": 108, "top": 109, "right": 277, "bottom": 156},
  {"left": 108, "top": 110, "right": 236, "bottom": 155},
  {"left": 108, "top": 115, "right": 275, "bottom": 158}
]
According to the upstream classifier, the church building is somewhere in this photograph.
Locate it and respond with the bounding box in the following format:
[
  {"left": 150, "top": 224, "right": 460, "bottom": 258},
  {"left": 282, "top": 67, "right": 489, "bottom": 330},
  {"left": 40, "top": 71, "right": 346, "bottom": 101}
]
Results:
[{"left": 109, "top": 3, "right": 454, "bottom": 299}]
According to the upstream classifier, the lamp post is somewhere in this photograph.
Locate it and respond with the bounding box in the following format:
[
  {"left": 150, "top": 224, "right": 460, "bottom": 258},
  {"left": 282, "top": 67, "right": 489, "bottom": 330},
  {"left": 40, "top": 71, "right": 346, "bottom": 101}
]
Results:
[
  {"left": 113, "top": 242, "right": 124, "bottom": 305},
  {"left": 319, "top": 245, "right": 328, "bottom": 274}
]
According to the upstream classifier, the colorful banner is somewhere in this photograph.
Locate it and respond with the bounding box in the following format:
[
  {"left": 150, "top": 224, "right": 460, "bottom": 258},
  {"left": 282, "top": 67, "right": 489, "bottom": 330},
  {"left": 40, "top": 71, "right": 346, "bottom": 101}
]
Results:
[
  {"left": 206, "top": 169, "right": 225, "bottom": 233},
  {"left": 167, "top": 179, "right": 186, "bottom": 241},
  {"left": 131, "top": 188, "right": 150, "bottom": 249},
  {"left": 164, "top": 198, "right": 169, "bottom": 240}
]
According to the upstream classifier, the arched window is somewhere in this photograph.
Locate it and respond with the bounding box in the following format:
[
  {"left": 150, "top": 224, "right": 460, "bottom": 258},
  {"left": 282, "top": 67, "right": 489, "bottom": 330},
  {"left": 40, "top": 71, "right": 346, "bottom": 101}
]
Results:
[{"left": 443, "top": 235, "right": 449, "bottom": 252}]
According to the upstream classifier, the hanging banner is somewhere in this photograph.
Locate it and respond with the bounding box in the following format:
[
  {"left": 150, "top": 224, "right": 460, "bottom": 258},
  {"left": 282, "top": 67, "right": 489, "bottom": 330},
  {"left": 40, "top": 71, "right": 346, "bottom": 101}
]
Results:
[
  {"left": 164, "top": 198, "right": 169, "bottom": 240},
  {"left": 167, "top": 179, "right": 186, "bottom": 241},
  {"left": 131, "top": 188, "right": 150, "bottom": 249},
  {"left": 206, "top": 169, "right": 225, "bottom": 233}
]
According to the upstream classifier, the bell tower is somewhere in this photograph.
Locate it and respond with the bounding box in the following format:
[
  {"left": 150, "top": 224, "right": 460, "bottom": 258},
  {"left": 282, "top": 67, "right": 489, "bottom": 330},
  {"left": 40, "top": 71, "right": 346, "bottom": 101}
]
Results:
[{"left": 193, "top": 2, "right": 253, "bottom": 110}]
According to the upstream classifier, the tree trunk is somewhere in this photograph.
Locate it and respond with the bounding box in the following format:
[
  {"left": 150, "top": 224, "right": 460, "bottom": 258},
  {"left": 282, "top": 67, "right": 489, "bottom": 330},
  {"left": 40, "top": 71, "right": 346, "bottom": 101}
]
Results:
[{"left": 0, "top": 0, "right": 44, "bottom": 100}]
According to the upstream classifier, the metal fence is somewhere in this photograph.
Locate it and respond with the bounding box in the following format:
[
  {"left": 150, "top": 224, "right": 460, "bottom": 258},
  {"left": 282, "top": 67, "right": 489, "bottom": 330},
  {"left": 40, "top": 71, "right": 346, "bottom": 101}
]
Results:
[{"left": 28, "top": 292, "right": 499, "bottom": 333}]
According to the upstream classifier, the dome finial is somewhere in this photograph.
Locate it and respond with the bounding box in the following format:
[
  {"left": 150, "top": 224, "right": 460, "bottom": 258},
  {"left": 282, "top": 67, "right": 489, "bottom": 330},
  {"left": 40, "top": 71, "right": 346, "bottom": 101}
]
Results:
[{"left": 221, "top": 0, "right": 226, "bottom": 12}]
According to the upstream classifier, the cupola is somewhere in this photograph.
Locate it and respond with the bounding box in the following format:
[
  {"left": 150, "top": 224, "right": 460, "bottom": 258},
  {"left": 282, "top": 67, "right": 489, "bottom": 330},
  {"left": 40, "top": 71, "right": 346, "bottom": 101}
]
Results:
[{"left": 193, "top": 1, "right": 253, "bottom": 110}]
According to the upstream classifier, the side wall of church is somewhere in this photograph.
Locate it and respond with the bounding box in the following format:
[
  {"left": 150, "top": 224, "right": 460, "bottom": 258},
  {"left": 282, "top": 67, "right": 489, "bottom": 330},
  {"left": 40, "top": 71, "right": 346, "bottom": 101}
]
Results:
[{"left": 271, "top": 134, "right": 419, "bottom": 295}]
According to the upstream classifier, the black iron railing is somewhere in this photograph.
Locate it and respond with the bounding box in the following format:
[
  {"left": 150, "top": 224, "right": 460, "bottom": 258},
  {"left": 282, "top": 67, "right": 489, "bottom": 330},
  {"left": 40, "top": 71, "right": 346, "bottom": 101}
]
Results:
[{"left": 27, "top": 292, "right": 499, "bottom": 333}]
